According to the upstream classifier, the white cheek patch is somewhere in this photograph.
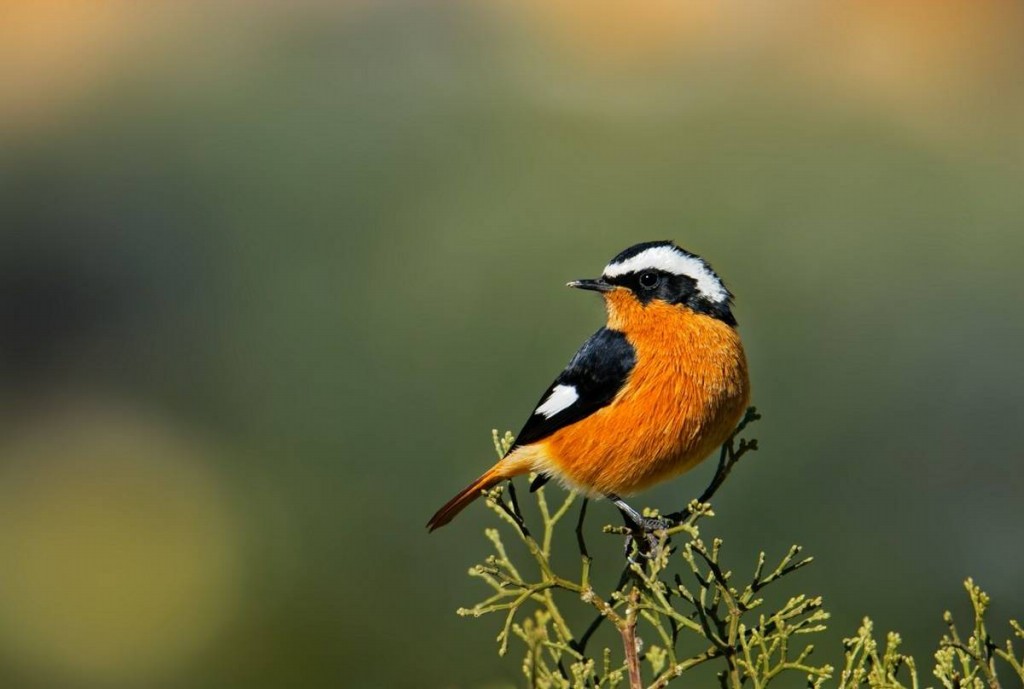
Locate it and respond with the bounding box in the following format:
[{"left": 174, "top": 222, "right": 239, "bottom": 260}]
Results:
[
  {"left": 535, "top": 384, "right": 579, "bottom": 419},
  {"left": 603, "top": 246, "right": 729, "bottom": 303}
]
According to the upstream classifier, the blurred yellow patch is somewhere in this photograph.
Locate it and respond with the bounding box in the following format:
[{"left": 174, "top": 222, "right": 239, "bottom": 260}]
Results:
[
  {"left": 0, "top": 402, "right": 239, "bottom": 684},
  {"left": 812, "top": 0, "right": 1024, "bottom": 105},
  {"left": 506, "top": 0, "right": 721, "bottom": 66},
  {"left": 0, "top": 1, "right": 139, "bottom": 129}
]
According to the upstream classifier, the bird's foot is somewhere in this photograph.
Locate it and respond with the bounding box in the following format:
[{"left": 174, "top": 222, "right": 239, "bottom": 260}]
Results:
[
  {"left": 623, "top": 515, "right": 675, "bottom": 562},
  {"left": 609, "top": 495, "right": 676, "bottom": 561}
]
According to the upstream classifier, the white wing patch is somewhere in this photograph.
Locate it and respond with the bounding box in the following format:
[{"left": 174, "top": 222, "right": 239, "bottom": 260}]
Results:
[
  {"left": 603, "top": 245, "right": 729, "bottom": 303},
  {"left": 535, "top": 384, "right": 579, "bottom": 419}
]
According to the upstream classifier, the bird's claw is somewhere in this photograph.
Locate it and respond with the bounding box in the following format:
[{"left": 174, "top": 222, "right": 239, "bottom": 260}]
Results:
[{"left": 623, "top": 516, "right": 675, "bottom": 562}]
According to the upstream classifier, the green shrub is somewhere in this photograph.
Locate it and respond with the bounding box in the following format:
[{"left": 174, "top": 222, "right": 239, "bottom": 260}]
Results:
[{"left": 456, "top": 411, "right": 1023, "bottom": 689}]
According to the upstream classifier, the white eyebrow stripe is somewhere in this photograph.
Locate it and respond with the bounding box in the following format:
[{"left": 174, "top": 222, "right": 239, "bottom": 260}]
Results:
[
  {"left": 603, "top": 246, "right": 728, "bottom": 303},
  {"left": 535, "top": 384, "right": 579, "bottom": 419}
]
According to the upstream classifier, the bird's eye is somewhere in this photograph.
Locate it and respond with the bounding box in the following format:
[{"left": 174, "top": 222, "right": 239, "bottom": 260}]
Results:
[{"left": 638, "top": 272, "right": 661, "bottom": 289}]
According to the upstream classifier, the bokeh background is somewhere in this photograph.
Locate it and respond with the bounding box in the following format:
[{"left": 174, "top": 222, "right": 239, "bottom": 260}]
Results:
[{"left": 1, "top": 1, "right": 1023, "bottom": 687}]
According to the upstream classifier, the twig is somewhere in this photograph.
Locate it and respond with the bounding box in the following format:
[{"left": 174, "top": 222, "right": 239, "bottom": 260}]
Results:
[
  {"left": 576, "top": 498, "right": 591, "bottom": 560},
  {"left": 573, "top": 562, "right": 633, "bottom": 655},
  {"left": 623, "top": 587, "right": 643, "bottom": 689}
]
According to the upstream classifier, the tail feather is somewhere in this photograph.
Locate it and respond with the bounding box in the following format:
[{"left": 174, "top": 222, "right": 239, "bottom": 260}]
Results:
[{"left": 427, "top": 463, "right": 510, "bottom": 531}]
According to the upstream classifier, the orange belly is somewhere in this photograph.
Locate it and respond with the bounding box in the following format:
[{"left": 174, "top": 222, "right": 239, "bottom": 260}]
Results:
[{"left": 538, "top": 300, "right": 749, "bottom": 496}]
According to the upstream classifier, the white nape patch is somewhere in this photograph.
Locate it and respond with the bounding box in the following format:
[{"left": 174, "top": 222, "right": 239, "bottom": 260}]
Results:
[
  {"left": 535, "top": 384, "right": 579, "bottom": 419},
  {"left": 603, "top": 246, "right": 729, "bottom": 303}
]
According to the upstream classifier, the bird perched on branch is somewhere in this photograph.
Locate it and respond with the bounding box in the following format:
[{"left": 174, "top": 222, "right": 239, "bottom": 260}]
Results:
[{"left": 427, "top": 241, "right": 750, "bottom": 534}]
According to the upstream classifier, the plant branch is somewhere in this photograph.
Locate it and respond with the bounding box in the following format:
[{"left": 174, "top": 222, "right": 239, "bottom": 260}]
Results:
[
  {"left": 453, "top": 421, "right": 1024, "bottom": 689},
  {"left": 623, "top": 587, "right": 643, "bottom": 689}
]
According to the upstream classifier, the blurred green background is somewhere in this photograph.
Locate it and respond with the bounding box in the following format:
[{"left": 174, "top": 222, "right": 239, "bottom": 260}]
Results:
[{"left": 1, "top": 1, "right": 1022, "bottom": 687}]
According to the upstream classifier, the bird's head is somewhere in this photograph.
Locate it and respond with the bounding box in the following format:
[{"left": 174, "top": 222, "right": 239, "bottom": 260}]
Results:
[{"left": 568, "top": 241, "right": 736, "bottom": 327}]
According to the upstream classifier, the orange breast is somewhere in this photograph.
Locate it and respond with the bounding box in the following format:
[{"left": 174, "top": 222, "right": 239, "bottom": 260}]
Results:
[{"left": 539, "top": 294, "right": 749, "bottom": 496}]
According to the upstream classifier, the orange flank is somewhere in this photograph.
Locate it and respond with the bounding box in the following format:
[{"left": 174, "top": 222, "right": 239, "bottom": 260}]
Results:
[{"left": 541, "top": 291, "right": 749, "bottom": 496}]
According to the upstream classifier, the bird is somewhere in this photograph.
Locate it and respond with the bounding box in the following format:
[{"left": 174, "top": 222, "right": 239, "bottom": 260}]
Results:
[{"left": 427, "top": 240, "right": 750, "bottom": 534}]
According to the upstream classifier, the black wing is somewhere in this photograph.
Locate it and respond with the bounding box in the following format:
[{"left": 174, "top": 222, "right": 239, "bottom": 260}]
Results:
[{"left": 509, "top": 327, "right": 636, "bottom": 454}]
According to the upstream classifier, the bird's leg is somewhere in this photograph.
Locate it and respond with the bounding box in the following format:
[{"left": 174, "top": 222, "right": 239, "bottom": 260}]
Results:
[
  {"left": 609, "top": 494, "right": 674, "bottom": 558},
  {"left": 610, "top": 495, "right": 675, "bottom": 531}
]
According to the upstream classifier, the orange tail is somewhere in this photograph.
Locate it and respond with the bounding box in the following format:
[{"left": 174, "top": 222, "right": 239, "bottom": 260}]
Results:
[{"left": 427, "top": 462, "right": 520, "bottom": 531}]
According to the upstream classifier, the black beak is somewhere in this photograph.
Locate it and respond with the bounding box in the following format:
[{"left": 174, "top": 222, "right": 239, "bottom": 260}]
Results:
[{"left": 567, "top": 278, "right": 613, "bottom": 293}]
